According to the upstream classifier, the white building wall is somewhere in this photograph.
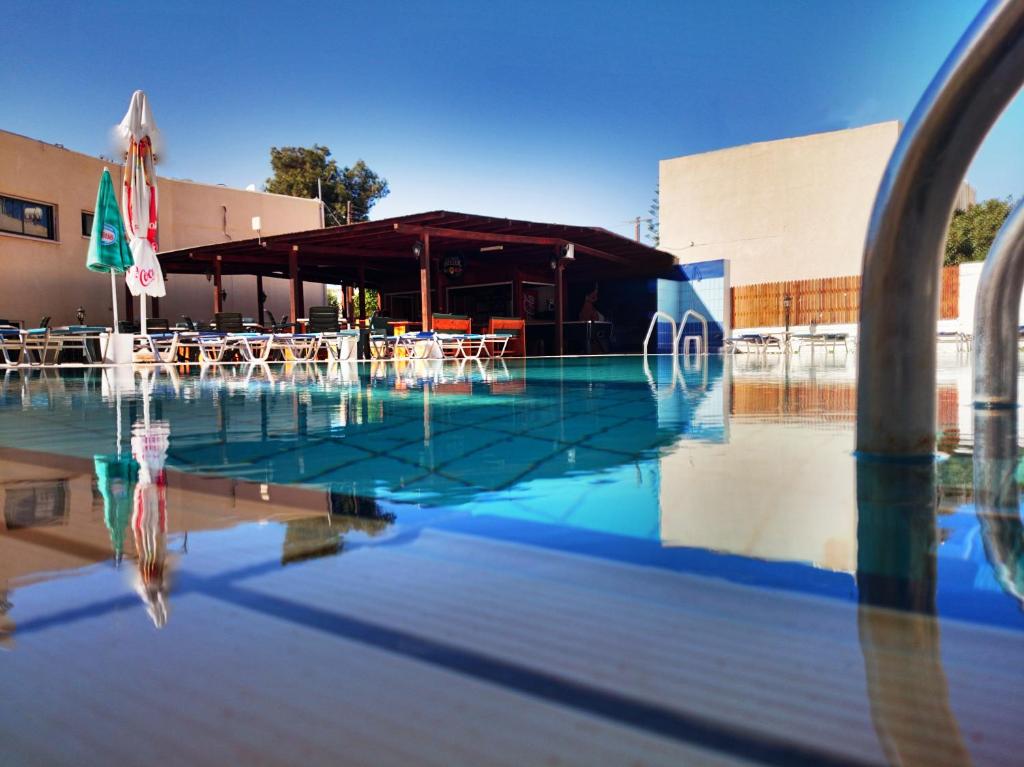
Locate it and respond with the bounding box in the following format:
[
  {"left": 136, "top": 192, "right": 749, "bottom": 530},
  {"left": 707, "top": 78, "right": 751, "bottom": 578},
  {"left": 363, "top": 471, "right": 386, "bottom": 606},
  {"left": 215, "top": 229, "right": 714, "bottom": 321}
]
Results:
[{"left": 659, "top": 122, "right": 901, "bottom": 287}]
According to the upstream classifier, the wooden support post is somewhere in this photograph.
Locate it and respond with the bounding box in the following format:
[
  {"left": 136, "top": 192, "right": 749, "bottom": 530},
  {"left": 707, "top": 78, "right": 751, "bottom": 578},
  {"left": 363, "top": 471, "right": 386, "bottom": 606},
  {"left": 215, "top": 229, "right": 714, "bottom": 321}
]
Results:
[
  {"left": 152, "top": 296, "right": 160, "bottom": 318},
  {"left": 344, "top": 284, "right": 354, "bottom": 322},
  {"left": 512, "top": 268, "right": 523, "bottom": 318},
  {"left": 289, "top": 246, "right": 303, "bottom": 322},
  {"left": 435, "top": 261, "right": 447, "bottom": 313},
  {"left": 358, "top": 264, "right": 367, "bottom": 321},
  {"left": 420, "top": 234, "right": 432, "bottom": 330},
  {"left": 213, "top": 256, "right": 223, "bottom": 315},
  {"left": 256, "top": 274, "right": 266, "bottom": 326},
  {"left": 555, "top": 253, "right": 565, "bottom": 356}
]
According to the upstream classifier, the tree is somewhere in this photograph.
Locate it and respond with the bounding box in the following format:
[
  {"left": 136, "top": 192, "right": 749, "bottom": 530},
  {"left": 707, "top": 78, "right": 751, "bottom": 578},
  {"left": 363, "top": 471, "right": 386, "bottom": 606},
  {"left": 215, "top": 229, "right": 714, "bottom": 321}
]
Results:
[
  {"left": 265, "top": 145, "right": 389, "bottom": 225},
  {"left": 647, "top": 186, "right": 660, "bottom": 246},
  {"left": 943, "top": 197, "right": 1013, "bottom": 266}
]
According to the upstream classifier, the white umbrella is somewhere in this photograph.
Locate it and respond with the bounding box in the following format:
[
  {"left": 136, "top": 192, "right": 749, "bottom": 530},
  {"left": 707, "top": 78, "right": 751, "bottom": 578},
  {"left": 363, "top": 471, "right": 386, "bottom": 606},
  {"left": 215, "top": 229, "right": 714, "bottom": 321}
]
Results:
[{"left": 117, "top": 90, "right": 165, "bottom": 335}]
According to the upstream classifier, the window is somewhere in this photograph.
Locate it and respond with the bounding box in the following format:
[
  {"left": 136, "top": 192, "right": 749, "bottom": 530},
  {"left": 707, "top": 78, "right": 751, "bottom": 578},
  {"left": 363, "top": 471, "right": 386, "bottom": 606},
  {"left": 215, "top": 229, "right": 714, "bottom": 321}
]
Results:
[
  {"left": 81, "top": 211, "right": 94, "bottom": 237},
  {"left": 0, "top": 195, "right": 55, "bottom": 240}
]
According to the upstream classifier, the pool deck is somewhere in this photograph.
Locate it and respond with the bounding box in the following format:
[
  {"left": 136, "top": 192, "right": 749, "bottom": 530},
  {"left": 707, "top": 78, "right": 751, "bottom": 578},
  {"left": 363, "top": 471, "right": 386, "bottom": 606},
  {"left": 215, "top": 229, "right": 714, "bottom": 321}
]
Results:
[{"left": 3, "top": 518, "right": 1021, "bottom": 766}]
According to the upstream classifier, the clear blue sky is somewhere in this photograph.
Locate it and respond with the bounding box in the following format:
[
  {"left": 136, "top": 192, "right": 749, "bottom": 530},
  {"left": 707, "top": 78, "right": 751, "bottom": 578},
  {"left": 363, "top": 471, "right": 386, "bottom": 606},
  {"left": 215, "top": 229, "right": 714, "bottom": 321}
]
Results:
[{"left": 3, "top": 0, "right": 1020, "bottom": 240}]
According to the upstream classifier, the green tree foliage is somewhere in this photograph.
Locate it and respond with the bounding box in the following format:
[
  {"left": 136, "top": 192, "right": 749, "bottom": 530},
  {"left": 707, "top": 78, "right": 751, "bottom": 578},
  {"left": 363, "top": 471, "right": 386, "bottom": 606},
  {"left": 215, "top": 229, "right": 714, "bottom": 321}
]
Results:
[
  {"left": 647, "top": 186, "right": 659, "bottom": 246},
  {"left": 944, "top": 197, "right": 1013, "bottom": 266},
  {"left": 265, "top": 145, "right": 389, "bottom": 225}
]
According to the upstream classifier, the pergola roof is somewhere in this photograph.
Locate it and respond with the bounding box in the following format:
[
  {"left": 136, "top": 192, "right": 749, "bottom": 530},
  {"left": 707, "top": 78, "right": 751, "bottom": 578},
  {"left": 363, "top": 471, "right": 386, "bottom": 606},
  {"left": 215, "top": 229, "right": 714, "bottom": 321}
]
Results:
[{"left": 158, "top": 210, "right": 677, "bottom": 286}]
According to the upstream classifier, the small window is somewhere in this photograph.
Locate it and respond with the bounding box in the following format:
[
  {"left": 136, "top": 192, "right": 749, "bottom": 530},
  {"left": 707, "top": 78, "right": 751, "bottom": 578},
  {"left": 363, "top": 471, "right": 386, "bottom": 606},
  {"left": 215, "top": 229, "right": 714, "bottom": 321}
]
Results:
[
  {"left": 0, "top": 195, "right": 55, "bottom": 240},
  {"left": 81, "top": 211, "right": 94, "bottom": 237}
]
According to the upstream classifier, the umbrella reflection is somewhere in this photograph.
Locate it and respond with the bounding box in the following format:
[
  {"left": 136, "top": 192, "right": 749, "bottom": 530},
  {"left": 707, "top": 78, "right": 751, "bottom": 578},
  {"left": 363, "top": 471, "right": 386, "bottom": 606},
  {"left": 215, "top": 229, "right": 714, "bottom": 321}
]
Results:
[
  {"left": 128, "top": 367, "right": 175, "bottom": 629},
  {"left": 95, "top": 454, "right": 137, "bottom": 565},
  {"left": 856, "top": 459, "right": 971, "bottom": 766}
]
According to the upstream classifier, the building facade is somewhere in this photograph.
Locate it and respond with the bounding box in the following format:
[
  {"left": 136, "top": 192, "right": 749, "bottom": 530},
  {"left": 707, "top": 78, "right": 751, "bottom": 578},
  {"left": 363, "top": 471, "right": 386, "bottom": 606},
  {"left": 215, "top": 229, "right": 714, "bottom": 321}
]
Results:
[
  {"left": 0, "top": 130, "right": 324, "bottom": 327},
  {"left": 659, "top": 121, "right": 978, "bottom": 332},
  {"left": 659, "top": 121, "right": 901, "bottom": 287}
]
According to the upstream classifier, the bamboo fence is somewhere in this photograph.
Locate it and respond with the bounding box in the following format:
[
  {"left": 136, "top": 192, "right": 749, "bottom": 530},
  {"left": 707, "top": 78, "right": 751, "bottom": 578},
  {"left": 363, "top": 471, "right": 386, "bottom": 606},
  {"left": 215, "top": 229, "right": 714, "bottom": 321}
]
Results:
[{"left": 731, "top": 268, "right": 960, "bottom": 328}]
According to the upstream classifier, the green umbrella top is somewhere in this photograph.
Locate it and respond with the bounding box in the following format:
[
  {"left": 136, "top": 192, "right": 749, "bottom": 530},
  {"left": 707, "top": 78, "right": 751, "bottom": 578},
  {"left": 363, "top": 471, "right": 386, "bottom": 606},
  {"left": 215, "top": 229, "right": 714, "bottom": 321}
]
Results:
[
  {"left": 86, "top": 169, "right": 133, "bottom": 274},
  {"left": 94, "top": 454, "right": 138, "bottom": 562}
]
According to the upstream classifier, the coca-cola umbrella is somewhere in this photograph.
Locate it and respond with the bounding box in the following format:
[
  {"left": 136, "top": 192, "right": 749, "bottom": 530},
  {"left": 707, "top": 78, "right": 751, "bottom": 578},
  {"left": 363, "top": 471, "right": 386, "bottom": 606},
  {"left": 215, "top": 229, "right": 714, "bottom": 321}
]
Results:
[{"left": 116, "top": 90, "right": 165, "bottom": 335}]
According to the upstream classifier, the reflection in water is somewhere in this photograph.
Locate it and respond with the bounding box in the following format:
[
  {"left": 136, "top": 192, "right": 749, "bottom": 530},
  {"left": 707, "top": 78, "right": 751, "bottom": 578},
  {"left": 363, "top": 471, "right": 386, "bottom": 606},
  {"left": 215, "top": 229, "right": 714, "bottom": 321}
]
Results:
[
  {"left": 973, "top": 410, "right": 1024, "bottom": 608},
  {"left": 281, "top": 489, "right": 396, "bottom": 565},
  {"left": 0, "top": 588, "right": 12, "bottom": 649},
  {"left": 95, "top": 455, "right": 137, "bottom": 564},
  {"left": 130, "top": 408, "right": 173, "bottom": 628},
  {"left": 856, "top": 459, "right": 971, "bottom": 766}
]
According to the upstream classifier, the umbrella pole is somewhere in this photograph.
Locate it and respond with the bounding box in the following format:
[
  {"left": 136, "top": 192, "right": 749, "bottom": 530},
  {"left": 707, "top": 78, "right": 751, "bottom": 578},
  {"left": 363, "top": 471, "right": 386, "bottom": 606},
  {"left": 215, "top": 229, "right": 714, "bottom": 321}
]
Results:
[
  {"left": 140, "top": 294, "right": 148, "bottom": 336},
  {"left": 110, "top": 272, "right": 120, "bottom": 329},
  {"left": 116, "top": 386, "right": 123, "bottom": 459}
]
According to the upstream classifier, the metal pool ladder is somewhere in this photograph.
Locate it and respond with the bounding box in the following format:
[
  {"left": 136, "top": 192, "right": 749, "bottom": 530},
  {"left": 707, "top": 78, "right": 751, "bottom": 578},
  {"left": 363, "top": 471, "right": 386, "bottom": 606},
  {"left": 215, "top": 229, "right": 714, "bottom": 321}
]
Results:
[
  {"left": 675, "top": 309, "right": 709, "bottom": 356},
  {"left": 857, "top": 0, "right": 1024, "bottom": 458},
  {"left": 643, "top": 311, "right": 678, "bottom": 357},
  {"left": 642, "top": 310, "right": 709, "bottom": 357}
]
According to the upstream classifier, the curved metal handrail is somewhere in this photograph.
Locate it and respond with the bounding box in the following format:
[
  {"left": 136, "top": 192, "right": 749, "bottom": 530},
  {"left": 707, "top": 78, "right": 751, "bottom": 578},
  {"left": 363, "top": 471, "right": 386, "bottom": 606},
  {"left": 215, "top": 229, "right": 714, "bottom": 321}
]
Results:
[
  {"left": 973, "top": 200, "right": 1024, "bottom": 408},
  {"left": 674, "top": 309, "right": 709, "bottom": 356},
  {"left": 642, "top": 311, "right": 678, "bottom": 356},
  {"left": 857, "top": 0, "right": 1024, "bottom": 456}
]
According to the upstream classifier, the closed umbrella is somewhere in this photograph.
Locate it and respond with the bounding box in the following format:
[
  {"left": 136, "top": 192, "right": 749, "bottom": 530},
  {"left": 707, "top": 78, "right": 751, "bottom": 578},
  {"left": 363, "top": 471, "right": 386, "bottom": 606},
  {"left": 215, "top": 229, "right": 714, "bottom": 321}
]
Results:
[
  {"left": 117, "top": 90, "right": 165, "bottom": 335},
  {"left": 86, "top": 168, "right": 133, "bottom": 329}
]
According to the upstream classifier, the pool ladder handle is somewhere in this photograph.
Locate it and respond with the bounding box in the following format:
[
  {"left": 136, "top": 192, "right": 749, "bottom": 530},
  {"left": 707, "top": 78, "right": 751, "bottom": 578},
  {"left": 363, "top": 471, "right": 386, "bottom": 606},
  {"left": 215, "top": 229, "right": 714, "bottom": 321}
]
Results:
[
  {"left": 642, "top": 309, "right": 709, "bottom": 358},
  {"left": 856, "top": 0, "right": 1024, "bottom": 456}
]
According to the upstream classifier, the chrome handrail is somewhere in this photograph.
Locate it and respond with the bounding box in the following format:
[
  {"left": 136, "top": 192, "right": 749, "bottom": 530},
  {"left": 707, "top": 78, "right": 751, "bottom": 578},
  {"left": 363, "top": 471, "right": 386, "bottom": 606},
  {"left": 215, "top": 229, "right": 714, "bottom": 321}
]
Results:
[
  {"left": 973, "top": 200, "right": 1024, "bottom": 408},
  {"left": 674, "top": 309, "right": 709, "bottom": 356},
  {"left": 857, "top": 0, "right": 1024, "bottom": 457},
  {"left": 642, "top": 311, "right": 678, "bottom": 356}
]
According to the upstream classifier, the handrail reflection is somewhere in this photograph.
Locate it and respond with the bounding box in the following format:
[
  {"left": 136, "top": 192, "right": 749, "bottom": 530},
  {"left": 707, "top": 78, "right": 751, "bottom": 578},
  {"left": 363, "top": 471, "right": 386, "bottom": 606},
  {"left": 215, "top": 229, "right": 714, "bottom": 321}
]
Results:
[
  {"left": 856, "top": 459, "right": 971, "bottom": 765},
  {"left": 973, "top": 409, "right": 1024, "bottom": 607}
]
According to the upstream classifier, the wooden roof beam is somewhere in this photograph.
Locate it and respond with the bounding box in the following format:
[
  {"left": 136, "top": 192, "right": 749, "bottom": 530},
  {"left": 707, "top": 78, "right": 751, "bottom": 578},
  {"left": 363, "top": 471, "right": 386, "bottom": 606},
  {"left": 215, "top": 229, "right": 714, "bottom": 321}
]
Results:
[{"left": 392, "top": 224, "right": 631, "bottom": 265}]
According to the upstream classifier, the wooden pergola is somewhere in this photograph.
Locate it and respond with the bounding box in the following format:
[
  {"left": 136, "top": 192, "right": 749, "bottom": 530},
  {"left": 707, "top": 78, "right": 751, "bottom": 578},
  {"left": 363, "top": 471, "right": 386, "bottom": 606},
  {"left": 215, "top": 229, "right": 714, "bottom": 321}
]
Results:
[{"left": 157, "top": 210, "right": 677, "bottom": 354}]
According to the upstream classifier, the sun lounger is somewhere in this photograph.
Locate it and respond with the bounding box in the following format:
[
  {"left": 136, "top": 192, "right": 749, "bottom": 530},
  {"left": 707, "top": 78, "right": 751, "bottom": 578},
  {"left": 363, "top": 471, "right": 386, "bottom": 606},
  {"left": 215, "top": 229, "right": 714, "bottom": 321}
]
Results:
[
  {"left": 368, "top": 314, "right": 396, "bottom": 358},
  {"left": 196, "top": 313, "right": 274, "bottom": 363},
  {"left": 302, "top": 305, "right": 359, "bottom": 360},
  {"left": 792, "top": 332, "right": 850, "bottom": 353},
  {"left": 729, "top": 334, "right": 782, "bottom": 354},
  {"left": 14, "top": 325, "right": 109, "bottom": 365},
  {"left": 485, "top": 317, "right": 525, "bottom": 357},
  {"left": 396, "top": 331, "right": 444, "bottom": 359},
  {"left": 0, "top": 325, "right": 25, "bottom": 367},
  {"left": 938, "top": 331, "right": 971, "bottom": 352}
]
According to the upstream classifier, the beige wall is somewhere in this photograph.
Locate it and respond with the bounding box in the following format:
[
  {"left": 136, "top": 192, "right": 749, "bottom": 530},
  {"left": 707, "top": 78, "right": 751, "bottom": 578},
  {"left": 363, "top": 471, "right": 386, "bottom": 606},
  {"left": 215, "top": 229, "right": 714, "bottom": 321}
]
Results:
[
  {"left": 659, "top": 121, "right": 901, "bottom": 287},
  {"left": 0, "top": 130, "right": 324, "bottom": 326}
]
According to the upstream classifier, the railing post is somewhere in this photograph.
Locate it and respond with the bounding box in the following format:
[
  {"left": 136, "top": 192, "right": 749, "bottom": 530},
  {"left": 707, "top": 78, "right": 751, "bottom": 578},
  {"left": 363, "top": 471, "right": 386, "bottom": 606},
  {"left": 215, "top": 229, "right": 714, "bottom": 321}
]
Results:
[
  {"left": 973, "top": 201, "right": 1024, "bottom": 408},
  {"left": 857, "top": 0, "right": 1024, "bottom": 457}
]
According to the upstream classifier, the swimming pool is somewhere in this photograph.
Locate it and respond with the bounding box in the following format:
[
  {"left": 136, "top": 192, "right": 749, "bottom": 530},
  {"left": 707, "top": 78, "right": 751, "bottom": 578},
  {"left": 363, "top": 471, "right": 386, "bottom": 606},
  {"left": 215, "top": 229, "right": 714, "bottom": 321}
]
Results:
[{"left": 0, "top": 353, "right": 1020, "bottom": 765}]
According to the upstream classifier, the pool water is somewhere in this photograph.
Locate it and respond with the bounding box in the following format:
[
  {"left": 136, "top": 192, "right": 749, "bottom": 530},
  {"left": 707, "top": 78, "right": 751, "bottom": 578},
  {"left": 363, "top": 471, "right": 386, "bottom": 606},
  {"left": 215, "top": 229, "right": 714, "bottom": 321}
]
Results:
[{"left": 0, "top": 353, "right": 1021, "bottom": 766}]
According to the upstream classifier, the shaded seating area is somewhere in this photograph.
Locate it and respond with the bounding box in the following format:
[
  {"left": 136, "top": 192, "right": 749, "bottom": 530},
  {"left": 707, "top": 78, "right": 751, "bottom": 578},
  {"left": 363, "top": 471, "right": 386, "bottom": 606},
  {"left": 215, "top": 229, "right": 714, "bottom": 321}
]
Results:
[{"left": 155, "top": 210, "right": 679, "bottom": 358}]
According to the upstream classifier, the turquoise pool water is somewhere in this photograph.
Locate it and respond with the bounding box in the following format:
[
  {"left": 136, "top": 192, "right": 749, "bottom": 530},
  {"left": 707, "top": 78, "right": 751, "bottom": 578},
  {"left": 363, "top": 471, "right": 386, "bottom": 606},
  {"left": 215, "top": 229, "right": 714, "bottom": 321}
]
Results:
[{"left": 1, "top": 354, "right": 1021, "bottom": 766}]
